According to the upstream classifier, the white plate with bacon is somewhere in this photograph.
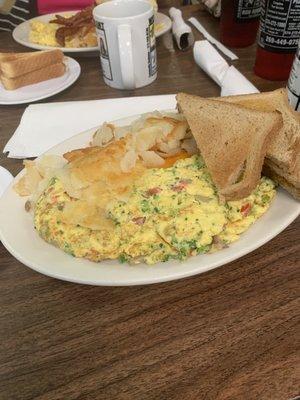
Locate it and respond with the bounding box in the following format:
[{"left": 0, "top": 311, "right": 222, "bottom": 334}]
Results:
[
  {"left": 13, "top": 8, "right": 99, "bottom": 53},
  {"left": 13, "top": 8, "right": 171, "bottom": 53}
]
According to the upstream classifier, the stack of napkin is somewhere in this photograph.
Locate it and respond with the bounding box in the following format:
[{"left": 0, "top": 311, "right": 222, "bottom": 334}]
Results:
[{"left": 4, "top": 95, "right": 177, "bottom": 159}]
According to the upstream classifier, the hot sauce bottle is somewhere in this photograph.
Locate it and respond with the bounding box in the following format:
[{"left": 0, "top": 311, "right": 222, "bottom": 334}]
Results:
[
  {"left": 220, "top": 0, "right": 261, "bottom": 48},
  {"left": 254, "top": 0, "right": 300, "bottom": 81},
  {"left": 287, "top": 40, "right": 300, "bottom": 111}
]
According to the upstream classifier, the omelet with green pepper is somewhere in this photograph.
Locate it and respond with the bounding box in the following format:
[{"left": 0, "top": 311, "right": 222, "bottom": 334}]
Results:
[{"left": 34, "top": 155, "right": 276, "bottom": 265}]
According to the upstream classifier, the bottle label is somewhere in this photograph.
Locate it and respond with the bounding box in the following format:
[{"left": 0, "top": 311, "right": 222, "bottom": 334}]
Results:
[
  {"left": 235, "top": 0, "right": 261, "bottom": 22},
  {"left": 287, "top": 42, "right": 300, "bottom": 111},
  {"left": 258, "top": 0, "right": 300, "bottom": 53}
]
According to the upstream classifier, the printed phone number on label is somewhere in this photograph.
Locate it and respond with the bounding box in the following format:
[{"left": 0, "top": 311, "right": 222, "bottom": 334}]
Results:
[{"left": 264, "top": 36, "right": 299, "bottom": 47}]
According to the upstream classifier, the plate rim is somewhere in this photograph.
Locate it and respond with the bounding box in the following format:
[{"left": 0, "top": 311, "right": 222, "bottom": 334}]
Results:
[
  {"left": 155, "top": 12, "right": 172, "bottom": 37},
  {"left": 0, "top": 112, "right": 299, "bottom": 286},
  {"left": 0, "top": 56, "right": 81, "bottom": 105},
  {"left": 0, "top": 197, "right": 299, "bottom": 286}
]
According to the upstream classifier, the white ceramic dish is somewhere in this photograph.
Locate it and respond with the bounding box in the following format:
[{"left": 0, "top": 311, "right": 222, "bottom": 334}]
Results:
[
  {"left": 12, "top": 11, "right": 99, "bottom": 53},
  {"left": 0, "top": 57, "right": 81, "bottom": 105},
  {"left": 12, "top": 11, "right": 171, "bottom": 53},
  {"left": 0, "top": 113, "right": 299, "bottom": 286},
  {"left": 0, "top": 167, "right": 13, "bottom": 197}
]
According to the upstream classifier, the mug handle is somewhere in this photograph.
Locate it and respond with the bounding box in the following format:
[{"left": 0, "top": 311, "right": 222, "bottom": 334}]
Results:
[{"left": 117, "top": 24, "right": 135, "bottom": 89}]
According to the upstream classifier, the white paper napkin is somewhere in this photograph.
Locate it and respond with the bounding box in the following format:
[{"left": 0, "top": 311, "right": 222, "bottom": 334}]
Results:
[
  {"left": 0, "top": 166, "right": 13, "bottom": 197},
  {"left": 193, "top": 40, "right": 259, "bottom": 96},
  {"left": 4, "top": 95, "right": 177, "bottom": 159}
]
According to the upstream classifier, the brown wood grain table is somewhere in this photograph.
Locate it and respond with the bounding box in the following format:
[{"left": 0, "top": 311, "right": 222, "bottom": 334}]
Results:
[{"left": 0, "top": 5, "right": 299, "bottom": 400}]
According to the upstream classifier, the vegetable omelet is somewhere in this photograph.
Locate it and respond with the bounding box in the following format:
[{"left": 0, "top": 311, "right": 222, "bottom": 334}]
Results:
[{"left": 34, "top": 155, "right": 276, "bottom": 265}]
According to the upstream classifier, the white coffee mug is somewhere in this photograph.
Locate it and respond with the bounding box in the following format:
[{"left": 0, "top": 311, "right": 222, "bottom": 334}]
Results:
[{"left": 93, "top": 0, "right": 157, "bottom": 90}]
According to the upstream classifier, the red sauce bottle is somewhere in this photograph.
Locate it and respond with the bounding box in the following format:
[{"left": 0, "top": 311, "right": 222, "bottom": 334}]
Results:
[
  {"left": 220, "top": 0, "right": 261, "bottom": 48},
  {"left": 254, "top": 1, "right": 300, "bottom": 81},
  {"left": 287, "top": 41, "right": 300, "bottom": 111}
]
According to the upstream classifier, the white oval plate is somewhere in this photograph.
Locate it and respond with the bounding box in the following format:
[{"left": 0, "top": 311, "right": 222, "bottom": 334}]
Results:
[
  {"left": 0, "top": 167, "right": 13, "bottom": 197},
  {"left": 0, "top": 114, "right": 299, "bottom": 286},
  {"left": 12, "top": 11, "right": 99, "bottom": 53},
  {"left": 12, "top": 12, "right": 171, "bottom": 53},
  {"left": 0, "top": 57, "right": 81, "bottom": 105}
]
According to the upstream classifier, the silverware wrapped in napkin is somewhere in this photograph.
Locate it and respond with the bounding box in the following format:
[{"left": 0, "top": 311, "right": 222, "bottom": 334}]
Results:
[
  {"left": 169, "top": 7, "right": 194, "bottom": 51},
  {"left": 193, "top": 40, "right": 259, "bottom": 96}
]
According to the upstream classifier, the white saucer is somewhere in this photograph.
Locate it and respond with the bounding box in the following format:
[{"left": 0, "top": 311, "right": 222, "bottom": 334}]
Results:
[
  {"left": 0, "top": 57, "right": 81, "bottom": 105},
  {"left": 155, "top": 12, "right": 172, "bottom": 37}
]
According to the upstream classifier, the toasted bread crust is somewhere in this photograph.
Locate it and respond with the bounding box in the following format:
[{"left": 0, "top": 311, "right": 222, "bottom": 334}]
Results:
[
  {"left": 263, "top": 164, "right": 300, "bottom": 200},
  {"left": 264, "top": 158, "right": 300, "bottom": 188},
  {"left": 0, "top": 52, "right": 32, "bottom": 62},
  {"left": 0, "top": 50, "right": 64, "bottom": 78},
  {"left": 176, "top": 93, "right": 282, "bottom": 200},
  {"left": 218, "top": 88, "right": 300, "bottom": 174},
  {"left": 1, "top": 62, "right": 65, "bottom": 90},
  {"left": 220, "top": 112, "right": 282, "bottom": 200}
]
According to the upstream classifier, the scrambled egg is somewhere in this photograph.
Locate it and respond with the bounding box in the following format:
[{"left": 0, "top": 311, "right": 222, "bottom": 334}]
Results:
[
  {"left": 29, "top": 21, "right": 59, "bottom": 47},
  {"left": 34, "top": 155, "right": 276, "bottom": 265},
  {"left": 30, "top": 19, "right": 160, "bottom": 48},
  {"left": 29, "top": 21, "right": 97, "bottom": 48}
]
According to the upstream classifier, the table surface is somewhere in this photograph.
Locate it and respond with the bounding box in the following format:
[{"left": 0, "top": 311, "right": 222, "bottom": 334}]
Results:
[{"left": 0, "top": 5, "right": 299, "bottom": 400}]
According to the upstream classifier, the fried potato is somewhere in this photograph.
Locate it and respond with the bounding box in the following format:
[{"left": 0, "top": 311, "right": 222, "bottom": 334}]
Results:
[
  {"left": 140, "top": 150, "right": 165, "bottom": 167},
  {"left": 181, "top": 137, "right": 198, "bottom": 155},
  {"left": 14, "top": 156, "right": 66, "bottom": 197},
  {"left": 168, "top": 120, "right": 189, "bottom": 141},
  {"left": 92, "top": 123, "right": 115, "bottom": 148},
  {"left": 91, "top": 112, "right": 190, "bottom": 172},
  {"left": 13, "top": 161, "right": 42, "bottom": 197},
  {"left": 64, "top": 146, "right": 99, "bottom": 163},
  {"left": 156, "top": 148, "right": 182, "bottom": 158},
  {"left": 14, "top": 111, "right": 191, "bottom": 229},
  {"left": 120, "top": 149, "right": 138, "bottom": 173}
]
